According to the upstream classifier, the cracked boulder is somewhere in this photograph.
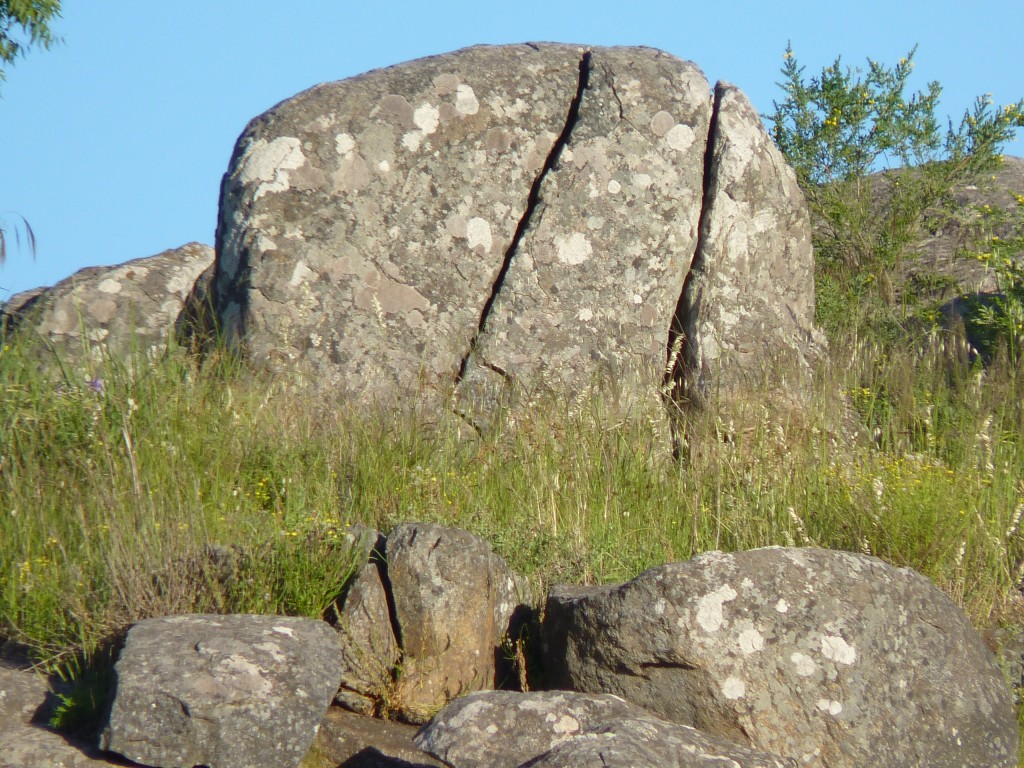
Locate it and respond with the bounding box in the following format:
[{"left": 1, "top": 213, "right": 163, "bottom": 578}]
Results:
[
  {"left": 542, "top": 547, "right": 1018, "bottom": 768},
  {"left": 1, "top": 243, "right": 214, "bottom": 370},
  {"left": 99, "top": 614, "right": 343, "bottom": 768},
  {"left": 210, "top": 43, "right": 819, "bottom": 421}
]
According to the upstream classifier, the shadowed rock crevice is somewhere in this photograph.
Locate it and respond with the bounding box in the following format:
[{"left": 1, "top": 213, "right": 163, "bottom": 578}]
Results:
[
  {"left": 664, "top": 83, "right": 723, "bottom": 413},
  {"left": 454, "top": 51, "right": 593, "bottom": 392}
]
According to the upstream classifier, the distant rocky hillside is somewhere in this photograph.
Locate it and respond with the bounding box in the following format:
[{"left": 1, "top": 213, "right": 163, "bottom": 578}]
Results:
[{"left": 892, "top": 155, "right": 1023, "bottom": 302}]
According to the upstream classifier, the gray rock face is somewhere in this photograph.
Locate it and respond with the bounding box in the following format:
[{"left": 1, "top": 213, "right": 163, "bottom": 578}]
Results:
[
  {"left": 527, "top": 716, "right": 797, "bottom": 768},
  {"left": 453, "top": 47, "right": 711, "bottom": 423},
  {"left": 386, "top": 522, "right": 521, "bottom": 722},
  {"left": 681, "top": 84, "right": 821, "bottom": 405},
  {"left": 99, "top": 614, "right": 343, "bottom": 768},
  {"left": 414, "top": 690, "right": 650, "bottom": 768},
  {"left": 211, "top": 43, "right": 818, "bottom": 423},
  {"left": 542, "top": 547, "right": 1018, "bottom": 768},
  {"left": 1, "top": 243, "right": 213, "bottom": 368}
]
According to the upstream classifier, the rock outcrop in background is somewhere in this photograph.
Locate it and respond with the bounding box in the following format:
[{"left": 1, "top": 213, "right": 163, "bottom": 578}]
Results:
[
  {"left": 0, "top": 243, "right": 213, "bottom": 369},
  {"left": 208, "top": 43, "right": 821, "bottom": 426}
]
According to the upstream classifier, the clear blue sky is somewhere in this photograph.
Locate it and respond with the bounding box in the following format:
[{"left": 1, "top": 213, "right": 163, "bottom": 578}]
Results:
[{"left": 2, "top": 1, "right": 1022, "bottom": 302}]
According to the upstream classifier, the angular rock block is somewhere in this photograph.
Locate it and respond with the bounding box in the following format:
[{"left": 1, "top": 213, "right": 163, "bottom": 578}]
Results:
[
  {"left": 542, "top": 547, "right": 1018, "bottom": 768},
  {"left": 1, "top": 242, "right": 213, "bottom": 369},
  {"left": 99, "top": 614, "right": 343, "bottom": 768},
  {"left": 385, "top": 522, "right": 522, "bottom": 722}
]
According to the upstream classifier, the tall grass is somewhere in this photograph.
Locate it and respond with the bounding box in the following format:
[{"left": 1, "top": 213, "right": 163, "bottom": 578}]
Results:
[
  {"left": 3, "top": 322, "right": 1022, "bottom": 670},
  {"left": 1, "top": 312, "right": 1023, "bottom": 760}
]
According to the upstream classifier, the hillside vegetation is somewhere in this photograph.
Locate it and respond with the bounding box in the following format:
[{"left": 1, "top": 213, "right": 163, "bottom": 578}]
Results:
[{"left": 2, "top": 45, "right": 1024, "bottom": 747}]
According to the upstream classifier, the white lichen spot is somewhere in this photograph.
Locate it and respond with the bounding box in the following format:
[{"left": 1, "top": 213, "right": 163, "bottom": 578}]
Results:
[
  {"left": 632, "top": 293, "right": 643, "bottom": 305},
  {"left": 775, "top": 599, "right": 789, "bottom": 613},
  {"left": 816, "top": 699, "right": 843, "bottom": 716},
  {"left": 466, "top": 217, "right": 493, "bottom": 252},
  {"left": 289, "top": 261, "right": 316, "bottom": 287},
  {"left": 555, "top": 232, "right": 592, "bottom": 266},
  {"left": 455, "top": 84, "right": 480, "bottom": 115},
  {"left": 97, "top": 278, "right": 122, "bottom": 294},
  {"left": 607, "top": 179, "right": 621, "bottom": 194},
  {"left": 402, "top": 130, "right": 428, "bottom": 151},
  {"left": 790, "top": 652, "right": 816, "bottom": 677},
  {"left": 309, "top": 332, "right": 322, "bottom": 348},
  {"left": 653, "top": 597, "right": 667, "bottom": 616},
  {"left": 721, "top": 676, "right": 745, "bottom": 700},
  {"left": 271, "top": 625, "right": 295, "bottom": 637},
  {"left": 696, "top": 584, "right": 737, "bottom": 632},
  {"left": 737, "top": 628, "right": 764, "bottom": 655},
  {"left": 414, "top": 103, "right": 440, "bottom": 134},
  {"left": 335, "top": 132, "right": 356, "bottom": 156},
  {"left": 633, "top": 173, "right": 653, "bottom": 190},
  {"left": 577, "top": 307, "right": 594, "bottom": 323},
  {"left": 485, "top": 724, "right": 498, "bottom": 735},
  {"left": 378, "top": 160, "right": 391, "bottom": 173},
  {"left": 666, "top": 124, "right": 696, "bottom": 152},
  {"left": 552, "top": 714, "right": 580, "bottom": 735},
  {"left": 650, "top": 110, "right": 676, "bottom": 137},
  {"left": 239, "top": 137, "right": 306, "bottom": 200},
  {"left": 820, "top": 635, "right": 857, "bottom": 665}
]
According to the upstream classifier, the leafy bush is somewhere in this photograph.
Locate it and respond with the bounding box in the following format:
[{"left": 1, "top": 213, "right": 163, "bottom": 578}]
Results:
[
  {"left": 962, "top": 194, "right": 1024, "bottom": 363},
  {"left": 768, "top": 43, "right": 1023, "bottom": 274}
]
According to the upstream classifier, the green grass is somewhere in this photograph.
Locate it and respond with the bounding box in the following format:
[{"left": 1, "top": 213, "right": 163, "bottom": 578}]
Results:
[{"left": 1, "top": 314, "right": 1023, "bottom": 750}]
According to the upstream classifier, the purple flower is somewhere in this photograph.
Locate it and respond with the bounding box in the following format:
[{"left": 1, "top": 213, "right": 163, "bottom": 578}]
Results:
[{"left": 86, "top": 378, "right": 103, "bottom": 393}]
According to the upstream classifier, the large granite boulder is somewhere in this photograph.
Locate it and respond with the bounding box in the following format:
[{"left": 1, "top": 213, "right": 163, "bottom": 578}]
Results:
[
  {"left": 385, "top": 522, "right": 524, "bottom": 723},
  {"left": 542, "top": 547, "right": 1018, "bottom": 768},
  {"left": 210, "top": 43, "right": 819, "bottom": 424},
  {"left": 0, "top": 242, "right": 213, "bottom": 368},
  {"left": 99, "top": 614, "right": 343, "bottom": 768}
]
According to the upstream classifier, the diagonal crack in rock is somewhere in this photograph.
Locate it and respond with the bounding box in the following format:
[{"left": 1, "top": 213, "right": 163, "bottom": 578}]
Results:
[
  {"left": 454, "top": 50, "right": 593, "bottom": 389},
  {"left": 663, "top": 82, "right": 723, "bottom": 412}
]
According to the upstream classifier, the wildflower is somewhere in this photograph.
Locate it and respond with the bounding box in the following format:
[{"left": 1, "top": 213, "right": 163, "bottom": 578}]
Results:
[{"left": 86, "top": 378, "right": 103, "bottom": 393}]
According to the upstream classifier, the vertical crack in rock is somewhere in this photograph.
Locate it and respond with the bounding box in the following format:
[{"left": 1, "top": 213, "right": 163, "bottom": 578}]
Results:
[
  {"left": 454, "top": 51, "right": 593, "bottom": 387},
  {"left": 664, "top": 83, "right": 723, "bottom": 411}
]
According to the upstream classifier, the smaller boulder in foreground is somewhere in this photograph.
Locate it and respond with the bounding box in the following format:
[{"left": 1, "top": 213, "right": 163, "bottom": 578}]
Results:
[
  {"left": 414, "top": 690, "right": 647, "bottom": 768},
  {"left": 542, "top": 547, "right": 1018, "bottom": 768},
  {"left": 99, "top": 614, "right": 343, "bottom": 768},
  {"left": 528, "top": 716, "right": 796, "bottom": 768},
  {"left": 386, "top": 522, "right": 525, "bottom": 723}
]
